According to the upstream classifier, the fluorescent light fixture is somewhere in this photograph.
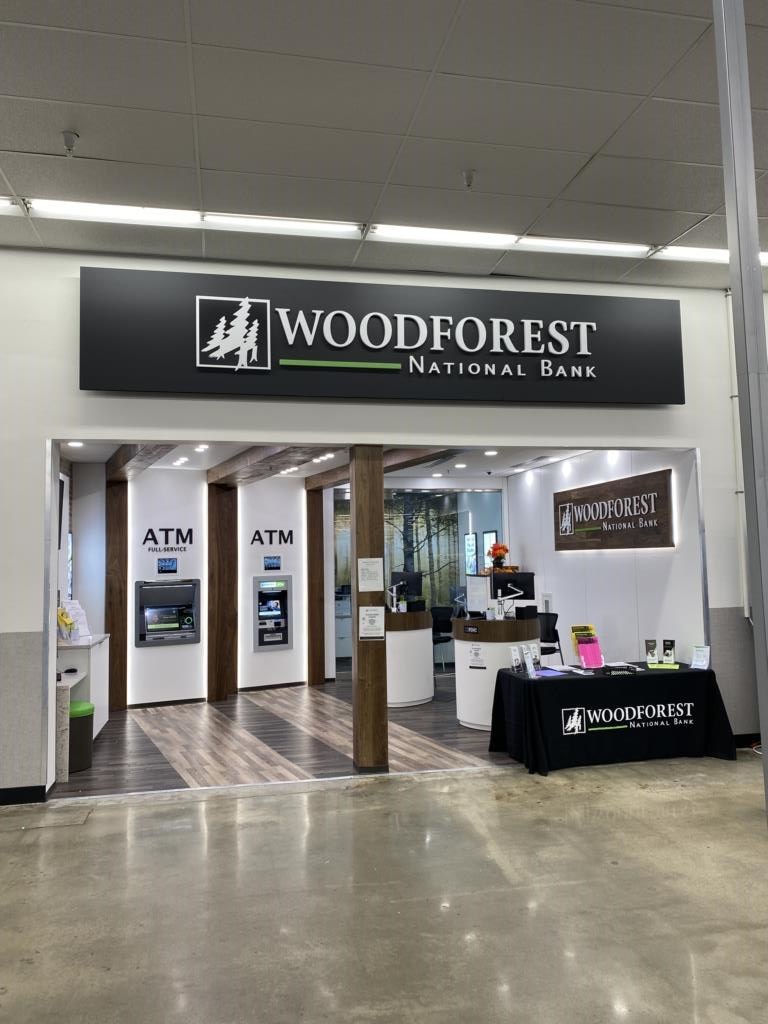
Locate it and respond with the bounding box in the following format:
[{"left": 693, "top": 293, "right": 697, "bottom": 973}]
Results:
[
  {"left": 29, "top": 199, "right": 201, "bottom": 227},
  {"left": 515, "top": 236, "right": 649, "bottom": 258},
  {"left": 484, "top": 450, "right": 498, "bottom": 457},
  {"left": 67, "top": 441, "right": 84, "bottom": 448},
  {"left": 0, "top": 198, "right": 20, "bottom": 216},
  {"left": 651, "top": 245, "right": 730, "bottom": 263},
  {"left": 370, "top": 223, "right": 518, "bottom": 249},
  {"left": 454, "top": 463, "right": 467, "bottom": 469},
  {"left": 204, "top": 212, "right": 361, "bottom": 239}
]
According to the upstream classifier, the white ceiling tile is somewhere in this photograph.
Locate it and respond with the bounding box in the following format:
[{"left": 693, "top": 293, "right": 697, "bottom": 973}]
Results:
[
  {"left": 0, "top": 216, "right": 43, "bottom": 247},
  {"left": 605, "top": 99, "right": 724, "bottom": 166},
  {"left": 0, "top": 26, "right": 191, "bottom": 111},
  {"left": 203, "top": 230, "right": 358, "bottom": 267},
  {"left": 755, "top": 176, "right": 768, "bottom": 217},
  {"left": 0, "top": 0, "right": 187, "bottom": 39},
  {"left": 671, "top": 214, "right": 768, "bottom": 250},
  {"left": 658, "top": 24, "right": 768, "bottom": 109},
  {"left": 33, "top": 220, "right": 204, "bottom": 257},
  {"left": 0, "top": 154, "right": 200, "bottom": 208},
  {"left": 355, "top": 241, "right": 501, "bottom": 275},
  {"left": 441, "top": 0, "right": 706, "bottom": 93},
  {"left": 528, "top": 201, "right": 703, "bottom": 246},
  {"left": 374, "top": 186, "right": 549, "bottom": 233},
  {"left": 193, "top": 46, "right": 425, "bottom": 132},
  {"left": 413, "top": 75, "right": 640, "bottom": 151},
  {"left": 189, "top": 0, "right": 456, "bottom": 68},
  {"left": 0, "top": 97, "right": 195, "bottom": 167},
  {"left": 492, "top": 250, "right": 641, "bottom": 283},
  {"left": 746, "top": 0, "right": 768, "bottom": 27},
  {"left": 391, "top": 139, "right": 589, "bottom": 198},
  {"left": 561, "top": 156, "right": 725, "bottom": 213},
  {"left": 197, "top": 118, "right": 399, "bottom": 180},
  {"left": 621, "top": 259, "right": 731, "bottom": 289},
  {"left": 201, "top": 170, "right": 379, "bottom": 221}
]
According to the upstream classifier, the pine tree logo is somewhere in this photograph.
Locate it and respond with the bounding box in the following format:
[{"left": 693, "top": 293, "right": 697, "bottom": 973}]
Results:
[
  {"left": 561, "top": 707, "right": 586, "bottom": 735},
  {"left": 196, "top": 295, "right": 271, "bottom": 372},
  {"left": 558, "top": 503, "right": 574, "bottom": 536}
]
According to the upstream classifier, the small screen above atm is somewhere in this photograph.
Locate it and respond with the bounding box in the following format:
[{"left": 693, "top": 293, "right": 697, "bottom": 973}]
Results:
[{"left": 157, "top": 557, "right": 178, "bottom": 575}]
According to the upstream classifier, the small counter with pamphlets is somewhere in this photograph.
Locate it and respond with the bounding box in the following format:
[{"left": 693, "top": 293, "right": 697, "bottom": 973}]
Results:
[
  {"left": 452, "top": 617, "right": 539, "bottom": 730},
  {"left": 489, "top": 664, "right": 736, "bottom": 775}
]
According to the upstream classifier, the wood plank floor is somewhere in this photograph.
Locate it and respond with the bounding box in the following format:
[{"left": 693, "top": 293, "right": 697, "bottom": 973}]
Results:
[{"left": 50, "top": 671, "right": 510, "bottom": 799}]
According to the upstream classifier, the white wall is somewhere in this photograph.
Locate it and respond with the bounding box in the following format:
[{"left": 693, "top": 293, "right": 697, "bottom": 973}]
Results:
[
  {"left": 127, "top": 469, "right": 207, "bottom": 705},
  {"left": 57, "top": 473, "right": 70, "bottom": 602},
  {"left": 71, "top": 463, "right": 106, "bottom": 635},
  {"left": 507, "top": 448, "right": 705, "bottom": 662},
  {"left": 238, "top": 476, "right": 307, "bottom": 688},
  {"left": 0, "top": 248, "right": 754, "bottom": 787},
  {"left": 323, "top": 488, "right": 336, "bottom": 677}
]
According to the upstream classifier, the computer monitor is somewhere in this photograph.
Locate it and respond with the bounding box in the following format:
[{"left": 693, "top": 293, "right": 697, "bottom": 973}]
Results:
[
  {"left": 390, "top": 571, "right": 423, "bottom": 598},
  {"left": 492, "top": 571, "right": 535, "bottom": 600}
]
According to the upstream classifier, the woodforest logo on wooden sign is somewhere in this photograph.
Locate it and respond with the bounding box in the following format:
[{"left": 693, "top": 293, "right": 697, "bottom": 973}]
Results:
[{"left": 553, "top": 470, "right": 673, "bottom": 551}]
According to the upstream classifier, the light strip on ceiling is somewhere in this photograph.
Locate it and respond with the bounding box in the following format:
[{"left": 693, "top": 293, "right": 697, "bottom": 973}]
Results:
[
  {"left": 650, "top": 245, "right": 731, "bottom": 264},
  {"left": 0, "top": 198, "right": 20, "bottom": 215},
  {"left": 29, "top": 199, "right": 201, "bottom": 227},
  {"left": 203, "top": 212, "right": 362, "bottom": 239},
  {"left": 514, "top": 236, "right": 650, "bottom": 258},
  {"left": 369, "top": 223, "right": 518, "bottom": 248}
]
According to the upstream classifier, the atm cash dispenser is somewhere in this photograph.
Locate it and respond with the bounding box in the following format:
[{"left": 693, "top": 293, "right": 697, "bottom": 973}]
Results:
[
  {"left": 135, "top": 579, "right": 201, "bottom": 647},
  {"left": 253, "top": 575, "right": 292, "bottom": 651}
]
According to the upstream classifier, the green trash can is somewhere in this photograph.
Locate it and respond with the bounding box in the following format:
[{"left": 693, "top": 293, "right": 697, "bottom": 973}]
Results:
[{"left": 69, "top": 700, "right": 95, "bottom": 773}]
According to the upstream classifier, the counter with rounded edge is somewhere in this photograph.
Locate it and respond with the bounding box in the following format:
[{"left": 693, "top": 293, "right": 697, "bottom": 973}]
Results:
[
  {"left": 452, "top": 617, "right": 540, "bottom": 730},
  {"left": 385, "top": 610, "right": 434, "bottom": 707}
]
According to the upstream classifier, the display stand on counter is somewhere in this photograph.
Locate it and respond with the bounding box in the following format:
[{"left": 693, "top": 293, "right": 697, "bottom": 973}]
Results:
[
  {"left": 452, "top": 618, "right": 539, "bottom": 730},
  {"left": 385, "top": 610, "right": 434, "bottom": 707}
]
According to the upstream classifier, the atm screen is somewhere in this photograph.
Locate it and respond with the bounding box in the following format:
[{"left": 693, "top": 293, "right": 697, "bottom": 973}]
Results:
[
  {"left": 259, "top": 598, "right": 282, "bottom": 618},
  {"left": 157, "top": 557, "right": 178, "bottom": 575},
  {"left": 145, "top": 607, "right": 180, "bottom": 632}
]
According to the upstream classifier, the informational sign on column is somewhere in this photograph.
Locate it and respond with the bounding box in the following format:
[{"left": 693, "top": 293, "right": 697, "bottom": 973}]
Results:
[
  {"left": 359, "top": 606, "right": 385, "bottom": 640},
  {"left": 357, "top": 558, "right": 384, "bottom": 592}
]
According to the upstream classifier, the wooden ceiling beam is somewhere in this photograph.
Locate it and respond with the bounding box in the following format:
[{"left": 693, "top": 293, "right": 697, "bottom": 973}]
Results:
[
  {"left": 106, "top": 443, "right": 177, "bottom": 482},
  {"left": 206, "top": 444, "right": 323, "bottom": 487},
  {"left": 305, "top": 447, "right": 464, "bottom": 491}
]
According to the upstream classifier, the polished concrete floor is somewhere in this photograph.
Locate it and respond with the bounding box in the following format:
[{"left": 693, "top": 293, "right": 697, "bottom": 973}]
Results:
[{"left": 2, "top": 753, "right": 767, "bottom": 1023}]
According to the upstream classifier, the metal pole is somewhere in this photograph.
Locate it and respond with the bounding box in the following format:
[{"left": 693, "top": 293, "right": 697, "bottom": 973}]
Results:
[{"left": 713, "top": 0, "right": 768, "bottom": 809}]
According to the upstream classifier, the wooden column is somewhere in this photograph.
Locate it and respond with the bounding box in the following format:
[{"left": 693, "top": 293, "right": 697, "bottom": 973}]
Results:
[
  {"left": 350, "top": 445, "right": 388, "bottom": 771},
  {"left": 105, "top": 480, "right": 127, "bottom": 710},
  {"left": 208, "top": 484, "right": 238, "bottom": 702},
  {"left": 306, "top": 488, "right": 326, "bottom": 685}
]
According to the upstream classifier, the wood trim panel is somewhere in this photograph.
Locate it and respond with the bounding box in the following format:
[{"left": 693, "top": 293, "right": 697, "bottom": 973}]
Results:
[
  {"left": 305, "top": 447, "right": 464, "bottom": 491},
  {"left": 207, "top": 445, "right": 322, "bottom": 487},
  {"left": 350, "top": 445, "right": 388, "bottom": 771},
  {"left": 385, "top": 611, "right": 433, "bottom": 632},
  {"left": 106, "top": 444, "right": 176, "bottom": 482},
  {"left": 207, "top": 484, "right": 238, "bottom": 702},
  {"left": 452, "top": 618, "right": 540, "bottom": 643},
  {"left": 105, "top": 480, "right": 127, "bottom": 710},
  {"left": 306, "top": 488, "right": 325, "bottom": 685}
]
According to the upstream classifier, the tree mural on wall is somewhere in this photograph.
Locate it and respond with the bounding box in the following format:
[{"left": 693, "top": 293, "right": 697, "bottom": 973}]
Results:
[{"left": 334, "top": 492, "right": 459, "bottom": 606}]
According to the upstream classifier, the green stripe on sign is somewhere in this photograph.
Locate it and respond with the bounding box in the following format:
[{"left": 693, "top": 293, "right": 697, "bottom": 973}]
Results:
[
  {"left": 588, "top": 725, "right": 628, "bottom": 731},
  {"left": 279, "top": 359, "right": 401, "bottom": 371},
  {"left": 574, "top": 526, "right": 602, "bottom": 532}
]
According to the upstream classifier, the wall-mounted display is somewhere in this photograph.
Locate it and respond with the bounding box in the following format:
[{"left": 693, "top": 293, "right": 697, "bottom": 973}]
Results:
[
  {"left": 263, "top": 555, "right": 281, "bottom": 571},
  {"left": 464, "top": 533, "right": 478, "bottom": 576},
  {"left": 253, "top": 575, "right": 293, "bottom": 651},
  {"left": 553, "top": 469, "right": 673, "bottom": 551},
  {"left": 482, "top": 530, "right": 497, "bottom": 569},
  {"left": 80, "top": 268, "right": 685, "bottom": 406},
  {"left": 134, "top": 580, "right": 200, "bottom": 647},
  {"left": 157, "top": 557, "right": 178, "bottom": 575}
]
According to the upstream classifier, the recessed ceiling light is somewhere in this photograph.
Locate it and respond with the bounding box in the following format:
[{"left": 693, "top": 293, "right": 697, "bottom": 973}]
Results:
[
  {"left": 548, "top": 457, "right": 559, "bottom": 463},
  {"left": 66, "top": 441, "right": 84, "bottom": 448},
  {"left": 194, "top": 444, "right": 209, "bottom": 452},
  {"left": 484, "top": 450, "right": 498, "bottom": 457},
  {"left": 454, "top": 463, "right": 467, "bottom": 469},
  {"left": 432, "top": 472, "right": 443, "bottom": 478}
]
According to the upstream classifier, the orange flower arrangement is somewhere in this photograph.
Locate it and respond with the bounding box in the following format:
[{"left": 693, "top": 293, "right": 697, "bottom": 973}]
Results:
[{"left": 488, "top": 542, "right": 509, "bottom": 567}]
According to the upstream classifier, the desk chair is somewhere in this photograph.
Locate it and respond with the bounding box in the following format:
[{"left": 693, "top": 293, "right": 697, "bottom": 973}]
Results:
[
  {"left": 430, "top": 605, "right": 453, "bottom": 671},
  {"left": 538, "top": 611, "right": 564, "bottom": 663}
]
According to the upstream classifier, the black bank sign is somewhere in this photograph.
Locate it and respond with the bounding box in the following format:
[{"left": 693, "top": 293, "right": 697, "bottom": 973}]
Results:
[{"left": 79, "top": 268, "right": 684, "bottom": 406}]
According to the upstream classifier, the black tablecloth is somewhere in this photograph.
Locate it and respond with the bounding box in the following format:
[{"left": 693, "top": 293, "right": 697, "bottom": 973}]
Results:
[{"left": 489, "top": 666, "right": 736, "bottom": 775}]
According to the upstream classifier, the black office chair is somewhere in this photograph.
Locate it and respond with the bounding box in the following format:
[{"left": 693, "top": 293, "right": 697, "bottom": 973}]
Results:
[
  {"left": 430, "top": 606, "right": 453, "bottom": 672},
  {"left": 538, "top": 612, "right": 564, "bottom": 663}
]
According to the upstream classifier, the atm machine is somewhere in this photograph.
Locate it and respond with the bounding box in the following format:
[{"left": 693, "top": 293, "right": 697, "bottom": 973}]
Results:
[
  {"left": 135, "top": 579, "right": 201, "bottom": 646},
  {"left": 253, "top": 575, "right": 292, "bottom": 651}
]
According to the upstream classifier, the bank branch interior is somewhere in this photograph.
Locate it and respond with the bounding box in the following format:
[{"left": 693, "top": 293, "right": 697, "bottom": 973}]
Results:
[{"left": 52, "top": 437, "right": 732, "bottom": 798}]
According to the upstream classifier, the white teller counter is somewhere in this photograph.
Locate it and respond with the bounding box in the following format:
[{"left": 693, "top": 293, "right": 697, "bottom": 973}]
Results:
[
  {"left": 452, "top": 618, "right": 539, "bottom": 730},
  {"left": 385, "top": 610, "right": 433, "bottom": 707}
]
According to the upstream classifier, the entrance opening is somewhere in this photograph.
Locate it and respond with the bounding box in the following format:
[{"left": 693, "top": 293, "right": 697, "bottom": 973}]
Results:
[{"left": 48, "top": 441, "right": 709, "bottom": 799}]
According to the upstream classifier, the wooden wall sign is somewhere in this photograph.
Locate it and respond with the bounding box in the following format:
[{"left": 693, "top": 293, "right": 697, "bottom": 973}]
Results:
[{"left": 553, "top": 469, "right": 673, "bottom": 551}]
